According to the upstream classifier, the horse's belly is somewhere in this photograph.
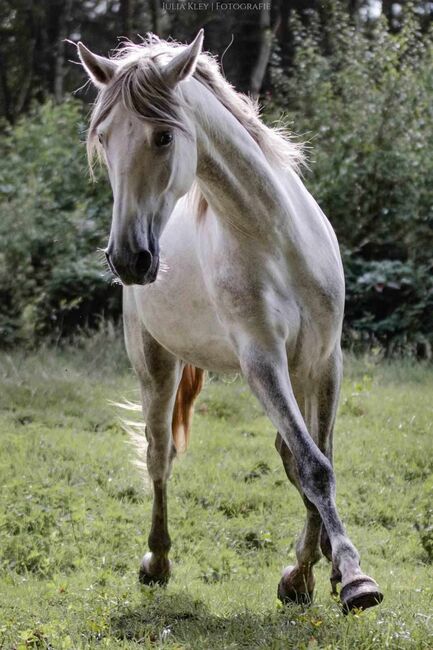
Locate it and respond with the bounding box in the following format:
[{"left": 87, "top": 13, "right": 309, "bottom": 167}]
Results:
[{"left": 132, "top": 282, "right": 239, "bottom": 372}]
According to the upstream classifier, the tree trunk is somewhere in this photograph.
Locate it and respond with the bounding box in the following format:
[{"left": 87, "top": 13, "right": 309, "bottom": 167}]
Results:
[
  {"left": 250, "top": 6, "right": 277, "bottom": 99},
  {"left": 382, "top": 0, "right": 394, "bottom": 24},
  {"left": 149, "top": 0, "right": 161, "bottom": 35},
  {"left": 16, "top": 38, "right": 36, "bottom": 114},
  {"left": 0, "top": 49, "right": 14, "bottom": 123},
  {"left": 120, "top": 0, "right": 133, "bottom": 38},
  {"left": 54, "top": 0, "right": 73, "bottom": 103},
  {"left": 347, "top": 0, "right": 359, "bottom": 16}
]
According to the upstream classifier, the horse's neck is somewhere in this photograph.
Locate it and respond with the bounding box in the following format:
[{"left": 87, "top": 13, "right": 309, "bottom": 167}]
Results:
[{"left": 187, "top": 80, "right": 291, "bottom": 242}]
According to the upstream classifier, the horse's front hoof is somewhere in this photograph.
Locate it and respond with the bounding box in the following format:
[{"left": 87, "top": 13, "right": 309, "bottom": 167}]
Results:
[
  {"left": 340, "top": 575, "right": 383, "bottom": 614},
  {"left": 277, "top": 565, "right": 314, "bottom": 605},
  {"left": 138, "top": 552, "right": 171, "bottom": 587}
]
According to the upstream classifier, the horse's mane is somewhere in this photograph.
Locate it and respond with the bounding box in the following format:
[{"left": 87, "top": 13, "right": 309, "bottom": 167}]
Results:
[{"left": 87, "top": 35, "right": 304, "bottom": 216}]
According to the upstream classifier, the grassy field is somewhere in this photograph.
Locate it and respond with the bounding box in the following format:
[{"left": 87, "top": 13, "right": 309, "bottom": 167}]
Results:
[{"left": 0, "top": 333, "right": 432, "bottom": 649}]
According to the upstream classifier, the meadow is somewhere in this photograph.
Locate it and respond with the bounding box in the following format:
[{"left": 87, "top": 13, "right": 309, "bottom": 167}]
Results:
[{"left": 0, "top": 332, "right": 431, "bottom": 649}]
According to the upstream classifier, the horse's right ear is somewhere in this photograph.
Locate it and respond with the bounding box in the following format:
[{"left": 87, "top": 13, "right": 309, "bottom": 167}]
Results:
[
  {"left": 78, "top": 42, "right": 117, "bottom": 88},
  {"left": 162, "top": 29, "right": 204, "bottom": 87}
]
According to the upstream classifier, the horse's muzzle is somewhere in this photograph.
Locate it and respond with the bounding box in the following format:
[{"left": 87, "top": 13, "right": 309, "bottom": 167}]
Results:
[{"left": 105, "top": 248, "right": 159, "bottom": 286}]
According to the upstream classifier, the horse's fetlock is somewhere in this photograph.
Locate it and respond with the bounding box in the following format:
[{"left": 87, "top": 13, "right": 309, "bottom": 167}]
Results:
[
  {"left": 148, "top": 529, "right": 171, "bottom": 554},
  {"left": 296, "top": 539, "right": 321, "bottom": 566},
  {"left": 333, "top": 539, "right": 360, "bottom": 566}
]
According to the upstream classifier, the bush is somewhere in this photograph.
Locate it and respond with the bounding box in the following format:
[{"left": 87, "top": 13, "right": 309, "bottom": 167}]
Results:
[
  {"left": 267, "top": 4, "right": 433, "bottom": 351},
  {"left": 0, "top": 100, "right": 121, "bottom": 345},
  {"left": 1, "top": 6, "right": 432, "bottom": 351},
  {"left": 343, "top": 255, "right": 433, "bottom": 353}
]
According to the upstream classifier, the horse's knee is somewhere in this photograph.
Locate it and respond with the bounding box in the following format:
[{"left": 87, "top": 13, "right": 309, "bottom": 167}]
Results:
[
  {"left": 146, "top": 433, "right": 174, "bottom": 482},
  {"left": 239, "top": 342, "right": 284, "bottom": 390},
  {"left": 298, "top": 452, "right": 335, "bottom": 503}
]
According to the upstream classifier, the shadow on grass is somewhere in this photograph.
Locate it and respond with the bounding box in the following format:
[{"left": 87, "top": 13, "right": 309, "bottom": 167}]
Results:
[{"left": 110, "top": 588, "right": 324, "bottom": 648}]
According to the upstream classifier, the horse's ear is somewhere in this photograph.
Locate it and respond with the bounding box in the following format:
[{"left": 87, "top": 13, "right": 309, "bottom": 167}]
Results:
[
  {"left": 163, "top": 29, "right": 204, "bottom": 87},
  {"left": 78, "top": 42, "right": 117, "bottom": 88}
]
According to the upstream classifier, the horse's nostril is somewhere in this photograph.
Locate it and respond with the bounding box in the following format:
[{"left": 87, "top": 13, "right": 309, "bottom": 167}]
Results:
[{"left": 135, "top": 250, "right": 153, "bottom": 277}]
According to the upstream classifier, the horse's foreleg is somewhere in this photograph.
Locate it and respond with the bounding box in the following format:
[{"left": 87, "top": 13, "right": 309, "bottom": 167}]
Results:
[
  {"left": 138, "top": 360, "right": 182, "bottom": 585},
  {"left": 139, "top": 389, "right": 176, "bottom": 584},
  {"left": 275, "top": 352, "right": 341, "bottom": 603},
  {"left": 124, "top": 300, "right": 181, "bottom": 585},
  {"left": 240, "top": 340, "right": 383, "bottom": 612}
]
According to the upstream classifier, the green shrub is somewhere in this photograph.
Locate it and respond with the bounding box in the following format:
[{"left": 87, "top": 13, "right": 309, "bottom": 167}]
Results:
[
  {"left": 343, "top": 255, "right": 433, "bottom": 352},
  {"left": 1, "top": 7, "right": 432, "bottom": 351},
  {"left": 0, "top": 100, "right": 121, "bottom": 345},
  {"left": 267, "top": 4, "right": 433, "bottom": 351}
]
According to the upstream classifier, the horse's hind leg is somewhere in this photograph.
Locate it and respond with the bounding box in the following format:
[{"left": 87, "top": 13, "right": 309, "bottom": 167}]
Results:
[
  {"left": 124, "top": 293, "right": 182, "bottom": 585},
  {"left": 275, "top": 356, "right": 340, "bottom": 604}
]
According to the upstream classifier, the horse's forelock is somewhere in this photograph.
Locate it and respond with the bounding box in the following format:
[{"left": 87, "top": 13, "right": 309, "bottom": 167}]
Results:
[
  {"left": 119, "top": 57, "right": 186, "bottom": 130},
  {"left": 87, "top": 39, "right": 189, "bottom": 170}
]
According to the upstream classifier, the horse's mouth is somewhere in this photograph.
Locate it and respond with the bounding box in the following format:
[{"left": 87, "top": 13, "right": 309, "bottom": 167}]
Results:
[
  {"left": 116, "top": 255, "right": 160, "bottom": 286},
  {"left": 145, "top": 256, "right": 160, "bottom": 285},
  {"left": 104, "top": 243, "right": 160, "bottom": 286}
]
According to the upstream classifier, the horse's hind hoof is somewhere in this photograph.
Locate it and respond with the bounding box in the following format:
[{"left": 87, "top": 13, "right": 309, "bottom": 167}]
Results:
[
  {"left": 341, "top": 575, "right": 383, "bottom": 614},
  {"left": 277, "top": 565, "right": 314, "bottom": 606},
  {"left": 138, "top": 552, "right": 171, "bottom": 587}
]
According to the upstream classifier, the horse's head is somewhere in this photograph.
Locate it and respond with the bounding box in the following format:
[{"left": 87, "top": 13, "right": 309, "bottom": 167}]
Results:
[{"left": 78, "top": 31, "right": 203, "bottom": 285}]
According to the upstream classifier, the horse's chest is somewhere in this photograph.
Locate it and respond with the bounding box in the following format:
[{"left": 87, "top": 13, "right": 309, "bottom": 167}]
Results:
[
  {"left": 133, "top": 251, "right": 240, "bottom": 372},
  {"left": 131, "top": 206, "right": 329, "bottom": 372}
]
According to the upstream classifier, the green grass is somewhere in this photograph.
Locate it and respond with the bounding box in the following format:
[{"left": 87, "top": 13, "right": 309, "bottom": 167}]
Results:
[{"left": 0, "top": 335, "right": 432, "bottom": 649}]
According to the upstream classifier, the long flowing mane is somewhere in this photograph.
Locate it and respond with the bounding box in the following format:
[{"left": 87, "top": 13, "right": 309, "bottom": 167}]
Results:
[{"left": 87, "top": 36, "right": 304, "bottom": 217}]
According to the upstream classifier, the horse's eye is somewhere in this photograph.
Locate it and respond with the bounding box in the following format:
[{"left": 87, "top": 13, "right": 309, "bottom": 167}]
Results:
[
  {"left": 154, "top": 131, "right": 173, "bottom": 148},
  {"left": 98, "top": 132, "right": 104, "bottom": 145}
]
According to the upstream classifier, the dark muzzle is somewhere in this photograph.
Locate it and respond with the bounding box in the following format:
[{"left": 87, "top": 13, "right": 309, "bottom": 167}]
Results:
[{"left": 105, "top": 247, "right": 159, "bottom": 285}]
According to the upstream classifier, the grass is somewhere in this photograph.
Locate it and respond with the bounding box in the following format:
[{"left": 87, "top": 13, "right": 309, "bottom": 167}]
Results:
[{"left": 0, "top": 333, "right": 432, "bottom": 649}]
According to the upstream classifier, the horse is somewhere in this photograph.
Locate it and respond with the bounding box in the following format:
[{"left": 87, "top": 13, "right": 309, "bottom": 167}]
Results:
[{"left": 77, "top": 30, "right": 383, "bottom": 613}]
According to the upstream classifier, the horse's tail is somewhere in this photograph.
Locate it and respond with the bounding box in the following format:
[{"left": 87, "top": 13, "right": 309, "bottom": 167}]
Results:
[{"left": 172, "top": 364, "right": 204, "bottom": 453}]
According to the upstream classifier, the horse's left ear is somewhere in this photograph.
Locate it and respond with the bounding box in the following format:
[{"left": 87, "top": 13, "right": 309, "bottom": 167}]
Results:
[
  {"left": 78, "top": 42, "right": 117, "bottom": 88},
  {"left": 163, "top": 29, "right": 204, "bottom": 87}
]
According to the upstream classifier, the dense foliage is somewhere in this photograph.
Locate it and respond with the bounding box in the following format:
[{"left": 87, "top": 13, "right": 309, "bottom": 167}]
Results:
[
  {"left": 0, "top": 5, "right": 432, "bottom": 352},
  {"left": 268, "top": 7, "right": 433, "bottom": 353},
  {"left": 0, "top": 0, "right": 314, "bottom": 121},
  {"left": 0, "top": 101, "right": 121, "bottom": 345}
]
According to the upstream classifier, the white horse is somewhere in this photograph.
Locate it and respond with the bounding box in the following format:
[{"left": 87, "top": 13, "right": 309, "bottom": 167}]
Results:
[{"left": 78, "top": 30, "right": 383, "bottom": 612}]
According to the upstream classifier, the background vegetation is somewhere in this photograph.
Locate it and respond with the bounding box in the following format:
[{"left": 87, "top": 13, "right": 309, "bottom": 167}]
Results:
[
  {"left": 0, "top": 5, "right": 431, "bottom": 647},
  {"left": 0, "top": 1, "right": 432, "bottom": 352}
]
